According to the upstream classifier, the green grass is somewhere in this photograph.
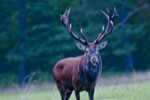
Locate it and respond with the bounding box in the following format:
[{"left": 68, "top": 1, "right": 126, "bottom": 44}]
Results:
[{"left": 0, "top": 82, "right": 150, "bottom": 100}]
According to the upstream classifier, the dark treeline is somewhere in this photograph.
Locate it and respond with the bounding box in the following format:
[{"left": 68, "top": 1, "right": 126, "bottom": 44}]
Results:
[{"left": 0, "top": 0, "right": 150, "bottom": 86}]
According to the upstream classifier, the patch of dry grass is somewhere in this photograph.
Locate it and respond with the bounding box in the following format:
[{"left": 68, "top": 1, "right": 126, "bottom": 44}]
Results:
[{"left": 0, "top": 72, "right": 150, "bottom": 100}]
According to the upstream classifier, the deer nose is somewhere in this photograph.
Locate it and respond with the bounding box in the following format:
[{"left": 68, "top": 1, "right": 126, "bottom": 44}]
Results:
[{"left": 90, "top": 56, "right": 98, "bottom": 65}]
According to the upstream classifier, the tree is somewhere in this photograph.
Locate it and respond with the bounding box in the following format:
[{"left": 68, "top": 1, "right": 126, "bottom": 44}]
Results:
[{"left": 18, "top": 0, "right": 27, "bottom": 87}]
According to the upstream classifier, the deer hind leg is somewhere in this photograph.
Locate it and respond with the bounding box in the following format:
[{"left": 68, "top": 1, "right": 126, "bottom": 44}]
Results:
[
  {"left": 56, "top": 84, "right": 65, "bottom": 100},
  {"left": 65, "top": 90, "right": 72, "bottom": 100},
  {"left": 60, "top": 89, "right": 72, "bottom": 100},
  {"left": 58, "top": 88, "right": 65, "bottom": 100},
  {"left": 57, "top": 84, "right": 73, "bottom": 100}
]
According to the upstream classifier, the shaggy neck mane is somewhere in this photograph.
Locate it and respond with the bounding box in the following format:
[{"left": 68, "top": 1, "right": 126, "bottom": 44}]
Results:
[{"left": 79, "top": 53, "right": 101, "bottom": 83}]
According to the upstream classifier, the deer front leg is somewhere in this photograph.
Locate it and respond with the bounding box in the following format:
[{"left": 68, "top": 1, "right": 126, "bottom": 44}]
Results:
[
  {"left": 88, "top": 87, "right": 95, "bottom": 100},
  {"left": 75, "top": 88, "right": 80, "bottom": 100}
]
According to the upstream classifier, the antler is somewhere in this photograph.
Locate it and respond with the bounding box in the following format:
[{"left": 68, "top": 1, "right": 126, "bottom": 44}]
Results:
[
  {"left": 94, "top": 7, "right": 119, "bottom": 44},
  {"left": 60, "top": 7, "right": 88, "bottom": 45}
]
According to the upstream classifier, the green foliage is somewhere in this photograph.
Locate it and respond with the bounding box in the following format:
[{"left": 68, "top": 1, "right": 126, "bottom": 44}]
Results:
[
  {"left": 0, "top": 74, "right": 17, "bottom": 88},
  {"left": 0, "top": 0, "right": 150, "bottom": 79}
]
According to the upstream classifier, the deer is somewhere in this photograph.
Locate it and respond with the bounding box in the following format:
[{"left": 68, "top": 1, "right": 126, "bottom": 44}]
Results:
[{"left": 52, "top": 7, "right": 118, "bottom": 100}]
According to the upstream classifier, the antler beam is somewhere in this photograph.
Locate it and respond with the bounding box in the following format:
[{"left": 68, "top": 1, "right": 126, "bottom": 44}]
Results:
[
  {"left": 60, "top": 8, "right": 88, "bottom": 45},
  {"left": 94, "top": 7, "right": 119, "bottom": 44}
]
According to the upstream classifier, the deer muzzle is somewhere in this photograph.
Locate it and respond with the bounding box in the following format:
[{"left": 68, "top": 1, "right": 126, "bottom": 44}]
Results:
[{"left": 90, "top": 56, "right": 98, "bottom": 66}]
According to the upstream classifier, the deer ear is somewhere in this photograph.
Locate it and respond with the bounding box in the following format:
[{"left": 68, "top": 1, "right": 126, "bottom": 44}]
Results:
[
  {"left": 76, "top": 42, "right": 86, "bottom": 51},
  {"left": 97, "top": 40, "right": 108, "bottom": 50}
]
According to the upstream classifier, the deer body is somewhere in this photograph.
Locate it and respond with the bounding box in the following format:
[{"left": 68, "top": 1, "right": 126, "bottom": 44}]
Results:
[
  {"left": 53, "top": 53, "right": 102, "bottom": 90},
  {"left": 52, "top": 7, "right": 118, "bottom": 100},
  {"left": 53, "top": 54, "right": 102, "bottom": 100}
]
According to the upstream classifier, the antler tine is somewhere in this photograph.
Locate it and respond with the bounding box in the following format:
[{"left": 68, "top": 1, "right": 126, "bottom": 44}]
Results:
[
  {"left": 93, "top": 26, "right": 105, "bottom": 44},
  {"left": 101, "top": 10, "right": 110, "bottom": 20},
  {"left": 106, "top": 8, "right": 110, "bottom": 14},
  {"left": 60, "top": 7, "right": 88, "bottom": 45},
  {"left": 80, "top": 28, "right": 88, "bottom": 43},
  {"left": 94, "top": 7, "right": 118, "bottom": 44}
]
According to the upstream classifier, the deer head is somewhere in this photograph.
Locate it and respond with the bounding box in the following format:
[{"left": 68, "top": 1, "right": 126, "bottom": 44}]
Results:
[{"left": 61, "top": 7, "right": 118, "bottom": 66}]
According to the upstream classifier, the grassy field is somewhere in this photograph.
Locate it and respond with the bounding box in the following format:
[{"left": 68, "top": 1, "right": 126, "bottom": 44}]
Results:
[{"left": 0, "top": 81, "right": 150, "bottom": 100}]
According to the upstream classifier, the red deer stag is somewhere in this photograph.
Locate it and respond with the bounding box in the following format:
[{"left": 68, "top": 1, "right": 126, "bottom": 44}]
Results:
[{"left": 53, "top": 7, "right": 118, "bottom": 100}]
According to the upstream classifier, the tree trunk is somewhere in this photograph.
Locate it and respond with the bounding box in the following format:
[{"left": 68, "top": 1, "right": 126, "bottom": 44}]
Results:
[
  {"left": 124, "top": 37, "right": 134, "bottom": 72},
  {"left": 121, "top": 0, "right": 134, "bottom": 72},
  {"left": 18, "top": 0, "right": 28, "bottom": 87}
]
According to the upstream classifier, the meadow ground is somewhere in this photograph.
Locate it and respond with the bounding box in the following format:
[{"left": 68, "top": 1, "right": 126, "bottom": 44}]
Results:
[{"left": 0, "top": 72, "right": 150, "bottom": 100}]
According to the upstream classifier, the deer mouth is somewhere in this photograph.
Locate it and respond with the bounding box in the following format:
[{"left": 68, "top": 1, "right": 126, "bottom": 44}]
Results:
[
  {"left": 91, "top": 61, "right": 97, "bottom": 66},
  {"left": 90, "top": 59, "right": 98, "bottom": 68},
  {"left": 90, "top": 57, "right": 98, "bottom": 66}
]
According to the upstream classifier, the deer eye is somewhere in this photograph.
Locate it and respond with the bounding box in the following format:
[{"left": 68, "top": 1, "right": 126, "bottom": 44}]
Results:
[{"left": 85, "top": 48, "right": 88, "bottom": 52}]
